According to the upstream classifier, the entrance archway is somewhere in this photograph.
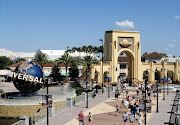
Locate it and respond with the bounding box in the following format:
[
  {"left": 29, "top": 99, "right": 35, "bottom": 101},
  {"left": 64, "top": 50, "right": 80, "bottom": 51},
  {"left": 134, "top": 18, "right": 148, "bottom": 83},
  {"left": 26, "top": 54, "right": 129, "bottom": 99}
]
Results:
[{"left": 117, "top": 49, "right": 135, "bottom": 82}]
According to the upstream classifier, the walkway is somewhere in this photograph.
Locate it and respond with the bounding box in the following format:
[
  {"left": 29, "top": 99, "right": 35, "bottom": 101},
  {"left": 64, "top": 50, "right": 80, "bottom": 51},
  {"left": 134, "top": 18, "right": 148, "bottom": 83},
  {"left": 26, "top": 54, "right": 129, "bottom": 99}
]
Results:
[
  {"left": 148, "top": 92, "right": 176, "bottom": 125},
  {"left": 38, "top": 87, "right": 176, "bottom": 125}
]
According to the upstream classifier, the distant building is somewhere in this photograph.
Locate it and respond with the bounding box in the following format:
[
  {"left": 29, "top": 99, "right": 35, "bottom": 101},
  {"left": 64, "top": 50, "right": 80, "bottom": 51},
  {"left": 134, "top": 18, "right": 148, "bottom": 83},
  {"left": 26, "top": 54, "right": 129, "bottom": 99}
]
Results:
[
  {"left": 37, "top": 49, "right": 95, "bottom": 61},
  {"left": 7, "top": 62, "right": 71, "bottom": 77},
  {"left": 0, "top": 48, "right": 35, "bottom": 61}
]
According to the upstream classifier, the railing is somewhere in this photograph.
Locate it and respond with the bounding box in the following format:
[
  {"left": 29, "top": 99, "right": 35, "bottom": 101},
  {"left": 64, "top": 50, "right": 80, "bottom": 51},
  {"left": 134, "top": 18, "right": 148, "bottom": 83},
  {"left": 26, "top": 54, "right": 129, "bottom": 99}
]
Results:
[
  {"left": 11, "top": 120, "right": 22, "bottom": 125},
  {"left": 30, "top": 109, "right": 47, "bottom": 125},
  {"left": 27, "top": 88, "right": 102, "bottom": 125},
  {"left": 54, "top": 100, "right": 68, "bottom": 114},
  {"left": 167, "top": 91, "right": 178, "bottom": 124},
  {"left": 73, "top": 95, "right": 83, "bottom": 105}
]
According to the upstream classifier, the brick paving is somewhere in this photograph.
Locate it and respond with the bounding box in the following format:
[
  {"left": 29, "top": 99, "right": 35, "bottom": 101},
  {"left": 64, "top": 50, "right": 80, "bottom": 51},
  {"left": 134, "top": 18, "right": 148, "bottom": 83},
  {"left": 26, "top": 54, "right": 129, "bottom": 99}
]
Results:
[{"left": 38, "top": 87, "right": 177, "bottom": 125}]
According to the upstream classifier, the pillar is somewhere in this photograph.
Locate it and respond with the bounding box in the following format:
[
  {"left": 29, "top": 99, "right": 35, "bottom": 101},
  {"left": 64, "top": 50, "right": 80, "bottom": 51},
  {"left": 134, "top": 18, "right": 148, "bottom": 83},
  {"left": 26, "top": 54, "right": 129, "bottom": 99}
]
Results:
[
  {"left": 66, "top": 97, "right": 73, "bottom": 108},
  {"left": 19, "top": 116, "right": 29, "bottom": 125}
]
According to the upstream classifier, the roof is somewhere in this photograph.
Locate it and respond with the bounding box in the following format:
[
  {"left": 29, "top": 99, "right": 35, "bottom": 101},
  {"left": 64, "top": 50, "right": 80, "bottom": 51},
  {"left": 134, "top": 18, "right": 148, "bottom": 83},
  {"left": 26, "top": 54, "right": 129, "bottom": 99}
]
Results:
[
  {"left": 43, "top": 63, "right": 70, "bottom": 67},
  {"left": 8, "top": 61, "right": 24, "bottom": 68},
  {"left": 118, "top": 57, "right": 128, "bottom": 62},
  {"left": 142, "top": 52, "right": 164, "bottom": 58},
  {"left": 105, "top": 30, "right": 139, "bottom": 34}
]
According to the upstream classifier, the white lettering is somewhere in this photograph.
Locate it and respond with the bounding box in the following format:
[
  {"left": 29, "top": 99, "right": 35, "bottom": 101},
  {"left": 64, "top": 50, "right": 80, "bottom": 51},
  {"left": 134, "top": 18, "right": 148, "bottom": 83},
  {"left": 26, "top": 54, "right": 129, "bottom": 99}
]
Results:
[
  {"left": 13, "top": 72, "right": 18, "bottom": 78},
  {"left": 8, "top": 71, "right": 13, "bottom": 77},
  {"left": 34, "top": 77, "right": 39, "bottom": 82},
  {"left": 39, "top": 78, "right": 43, "bottom": 84},
  {"left": 29, "top": 76, "right": 34, "bottom": 82},
  {"left": 18, "top": 73, "right": 23, "bottom": 80},
  {"left": 23, "top": 75, "right": 28, "bottom": 81}
]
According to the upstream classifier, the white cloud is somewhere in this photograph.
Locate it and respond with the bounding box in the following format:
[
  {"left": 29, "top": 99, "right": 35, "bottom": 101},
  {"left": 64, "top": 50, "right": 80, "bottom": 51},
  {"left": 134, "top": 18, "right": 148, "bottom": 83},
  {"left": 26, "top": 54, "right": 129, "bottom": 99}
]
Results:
[
  {"left": 115, "top": 20, "right": 135, "bottom": 30},
  {"left": 168, "top": 44, "right": 175, "bottom": 47},
  {"left": 164, "top": 48, "right": 168, "bottom": 51},
  {"left": 173, "top": 40, "right": 176, "bottom": 42},
  {"left": 175, "top": 16, "right": 180, "bottom": 20}
]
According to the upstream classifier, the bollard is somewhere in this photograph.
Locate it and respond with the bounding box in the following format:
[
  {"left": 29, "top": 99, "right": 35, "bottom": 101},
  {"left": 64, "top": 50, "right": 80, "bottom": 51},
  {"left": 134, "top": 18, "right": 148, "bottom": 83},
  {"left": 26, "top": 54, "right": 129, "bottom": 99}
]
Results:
[
  {"left": 49, "top": 106, "right": 54, "bottom": 117},
  {"left": 66, "top": 97, "right": 73, "bottom": 108},
  {"left": 19, "top": 116, "right": 29, "bottom": 125},
  {"left": 82, "top": 92, "right": 86, "bottom": 102}
]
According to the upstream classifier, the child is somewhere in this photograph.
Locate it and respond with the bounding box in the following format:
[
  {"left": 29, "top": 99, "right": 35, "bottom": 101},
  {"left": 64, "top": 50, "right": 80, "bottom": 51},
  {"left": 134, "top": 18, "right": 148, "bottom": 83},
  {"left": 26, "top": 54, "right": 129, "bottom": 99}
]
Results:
[{"left": 88, "top": 112, "right": 93, "bottom": 125}]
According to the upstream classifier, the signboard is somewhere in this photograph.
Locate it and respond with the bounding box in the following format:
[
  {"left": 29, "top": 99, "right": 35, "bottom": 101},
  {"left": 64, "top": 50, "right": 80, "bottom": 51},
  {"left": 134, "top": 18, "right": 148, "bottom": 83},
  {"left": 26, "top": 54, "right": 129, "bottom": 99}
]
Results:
[
  {"left": 42, "top": 95, "right": 53, "bottom": 107},
  {"left": 145, "top": 99, "right": 152, "bottom": 113},
  {"left": 139, "top": 99, "right": 152, "bottom": 113},
  {"left": 139, "top": 99, "right": 144, "bottom": 112}
]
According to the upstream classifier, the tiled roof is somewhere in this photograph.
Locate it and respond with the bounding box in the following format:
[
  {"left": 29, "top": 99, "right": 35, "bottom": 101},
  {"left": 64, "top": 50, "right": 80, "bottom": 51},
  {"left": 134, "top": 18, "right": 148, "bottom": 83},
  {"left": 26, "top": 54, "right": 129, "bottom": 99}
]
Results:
[
  {"left": 43, "top": 63, "right": 70, "bottom": 67},
  {"left": 8, "top": 61, "right": 24, "bottom": 68},
  {"left": 118, "top": 57, "right": 128, "bottom": 62},
  {"left": 142, "top": 52, "right": 164, "bottom": 58}
]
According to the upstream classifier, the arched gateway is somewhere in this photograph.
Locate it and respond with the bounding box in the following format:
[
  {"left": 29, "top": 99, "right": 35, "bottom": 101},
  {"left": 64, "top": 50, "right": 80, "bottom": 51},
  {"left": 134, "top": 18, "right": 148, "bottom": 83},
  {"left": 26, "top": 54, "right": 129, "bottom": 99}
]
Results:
[{"left": 91, "top": 30, "right": 180, "bottom": 84}]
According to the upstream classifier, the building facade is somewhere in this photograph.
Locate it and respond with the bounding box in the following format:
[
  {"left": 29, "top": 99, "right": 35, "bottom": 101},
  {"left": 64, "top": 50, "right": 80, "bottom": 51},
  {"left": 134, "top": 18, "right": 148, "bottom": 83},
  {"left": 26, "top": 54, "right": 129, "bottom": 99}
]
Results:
[{"left": 91, "top": 30, "right": 180, "bottom": 84}]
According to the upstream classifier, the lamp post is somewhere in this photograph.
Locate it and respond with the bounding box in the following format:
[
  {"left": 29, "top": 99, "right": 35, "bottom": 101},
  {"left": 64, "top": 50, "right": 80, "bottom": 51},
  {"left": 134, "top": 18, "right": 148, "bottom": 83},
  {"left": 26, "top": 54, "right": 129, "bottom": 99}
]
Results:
[
  {"left": 155, "top": 68, "right": 159, "bottom": 113},
  {"left": 46, "top": 79, "right": 49, "bottom": 125},
  {"left": 99, "top": 39, "right": 104, "bottom": 87}
]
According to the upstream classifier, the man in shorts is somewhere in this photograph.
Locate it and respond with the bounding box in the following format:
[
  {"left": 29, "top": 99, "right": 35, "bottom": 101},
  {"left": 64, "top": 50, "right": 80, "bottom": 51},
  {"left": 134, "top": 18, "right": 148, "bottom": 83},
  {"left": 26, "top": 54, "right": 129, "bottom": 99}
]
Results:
[
  {"left": 122, "top": 111, "right": 128, "bottom": 125},
  {"left": 129, "top": 113, "right": 135, "bottom": 125}
]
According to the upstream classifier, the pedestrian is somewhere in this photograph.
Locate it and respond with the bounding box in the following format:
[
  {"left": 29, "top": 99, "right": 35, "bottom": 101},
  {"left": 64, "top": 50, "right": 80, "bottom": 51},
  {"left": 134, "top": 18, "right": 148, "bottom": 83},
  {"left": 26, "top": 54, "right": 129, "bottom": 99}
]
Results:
[
  {"left": 122, "top": 111, "right": 128, "bottom": 125},
  {"left": 132, "top": 95, "right": 136, "bottom": 102},
  {"left": 147, "top": 90, "right": 151, "bottom": 99},
  {"left": 154, "top": 92, "right": 157, "bottom": 99},
  {"left": 78, "top": 110, "right": 84, "bottom": 125},
  {"left": 124, "top": 100, "right": 129, "bottom": 110},
  {"left": 88, "top": 112, "right": 93, "bottom": 125},
  {"left": 137, "top": 89, "right": 140, "bottom": 98},
  {"left": 127, "top": 96, "right": 130, "bottom": 101},
  {"left": 96, "top": 88, "right": 98, "bottom": 98},
  {"left": 137, "top": 114, "right": 142, "bottom": 125},
  {"left": 131, "top": 103, "right": 136, "bottom": 117},
  {"left": 116, "top": 103, "right": 120, "bottom": 116},
  {"left": 136, "top": 105, "right": 140, "bottom": 116},
  {"left": 129, "top": 113, "right": 135, "bottom": 125}
]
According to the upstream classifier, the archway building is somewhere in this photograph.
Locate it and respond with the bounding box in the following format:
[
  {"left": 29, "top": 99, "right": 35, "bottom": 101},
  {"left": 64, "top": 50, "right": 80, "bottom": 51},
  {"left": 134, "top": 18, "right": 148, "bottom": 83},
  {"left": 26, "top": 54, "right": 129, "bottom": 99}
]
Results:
[{"left": 92, "top": 30, "right": 180, "bottom": 84}]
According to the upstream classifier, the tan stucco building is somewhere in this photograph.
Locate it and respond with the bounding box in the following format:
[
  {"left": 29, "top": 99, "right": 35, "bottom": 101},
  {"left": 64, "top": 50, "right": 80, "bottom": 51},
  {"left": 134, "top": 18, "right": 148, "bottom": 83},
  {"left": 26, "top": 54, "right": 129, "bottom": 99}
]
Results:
[{"left": 91, "top": 30, "right": 180, "bottom": 84}]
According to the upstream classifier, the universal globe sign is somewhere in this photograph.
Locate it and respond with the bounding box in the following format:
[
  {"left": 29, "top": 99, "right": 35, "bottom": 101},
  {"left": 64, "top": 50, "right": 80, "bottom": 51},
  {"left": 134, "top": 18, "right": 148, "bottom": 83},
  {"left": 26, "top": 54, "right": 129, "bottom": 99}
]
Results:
[{"left": 8, "top": 61, "right": 45, "bottom": 93}]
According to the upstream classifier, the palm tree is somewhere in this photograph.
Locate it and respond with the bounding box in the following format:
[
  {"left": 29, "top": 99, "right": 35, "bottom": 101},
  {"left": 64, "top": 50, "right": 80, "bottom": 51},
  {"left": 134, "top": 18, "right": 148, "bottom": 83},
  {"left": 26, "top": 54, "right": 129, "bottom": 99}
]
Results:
[
  {"left": 57, "top": 51, "right": 73, "bottom": 79},
  {"left": 34, "top": 51, "right": 49, "bottom": 68},
  {"left": 82, "top": 46, "right": 88, "bottom": 56},
  {"left": 81, "top": 56, "right": 98, "bottom": 82}
]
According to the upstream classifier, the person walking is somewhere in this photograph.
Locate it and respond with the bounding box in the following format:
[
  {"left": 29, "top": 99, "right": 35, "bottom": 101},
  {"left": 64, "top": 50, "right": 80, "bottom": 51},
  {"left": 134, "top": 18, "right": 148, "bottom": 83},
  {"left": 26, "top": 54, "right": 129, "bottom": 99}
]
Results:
[
  {"left": 122, "top": 111, "right": 128, "bottom": 125},
  {"left": 131, "top": 103, "right": 136, "bottom": 117},
  {"left": 129, "top": 113, "right": 135, "bottom": 125},
  {"left": 88, "top": 112, "right": 93, "bottom": 125},
  {"left": 116, "top": 103, "right": 120, "bottom": 116},
  {"left": 137, "top": 114, "right": 142, "bottom": 125},
  {"left": 78, "top": 110, "right": 84, "bottom": 125},
  {"left": 96, "top": 88, "right": 99, "bottom": 98}
]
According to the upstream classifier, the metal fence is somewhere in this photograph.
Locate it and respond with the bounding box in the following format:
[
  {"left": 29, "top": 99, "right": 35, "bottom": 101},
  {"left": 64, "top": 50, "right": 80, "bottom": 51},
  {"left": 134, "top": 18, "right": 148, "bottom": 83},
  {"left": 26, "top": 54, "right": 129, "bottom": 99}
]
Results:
[{"left": 11, "top": 120, "right": 22, "bottom": 125}]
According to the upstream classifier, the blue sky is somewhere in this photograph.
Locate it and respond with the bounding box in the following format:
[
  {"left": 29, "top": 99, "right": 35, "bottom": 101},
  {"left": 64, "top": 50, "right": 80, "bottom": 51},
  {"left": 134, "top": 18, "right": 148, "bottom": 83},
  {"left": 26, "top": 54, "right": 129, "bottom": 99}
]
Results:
[{"left": 0, "top": 0, "right": 180, "bottom": 57}]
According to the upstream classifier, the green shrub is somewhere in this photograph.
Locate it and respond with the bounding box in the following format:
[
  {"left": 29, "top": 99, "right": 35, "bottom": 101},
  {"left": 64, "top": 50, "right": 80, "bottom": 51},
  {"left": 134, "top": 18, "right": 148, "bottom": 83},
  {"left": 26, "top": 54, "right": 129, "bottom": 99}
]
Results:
[
  {"left": 112, "top": 83, "right": 117, "bottom": 86},
  {"left": 0, "top": 89, "right": 4, "bottom": 93},
  {"left": 71, "top": 81, "right": 81, "bottom": 88},
  {"left": 75, "top": 87, "right": 84, "bottom": 96}
]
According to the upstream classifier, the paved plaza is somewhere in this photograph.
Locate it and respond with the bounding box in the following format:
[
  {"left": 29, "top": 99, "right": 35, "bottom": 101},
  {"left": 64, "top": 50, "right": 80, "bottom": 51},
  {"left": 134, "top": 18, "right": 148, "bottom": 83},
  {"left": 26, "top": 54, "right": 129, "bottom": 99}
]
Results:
[{"left": 38, "top": 85, "right": 177, "bottom": 125}]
